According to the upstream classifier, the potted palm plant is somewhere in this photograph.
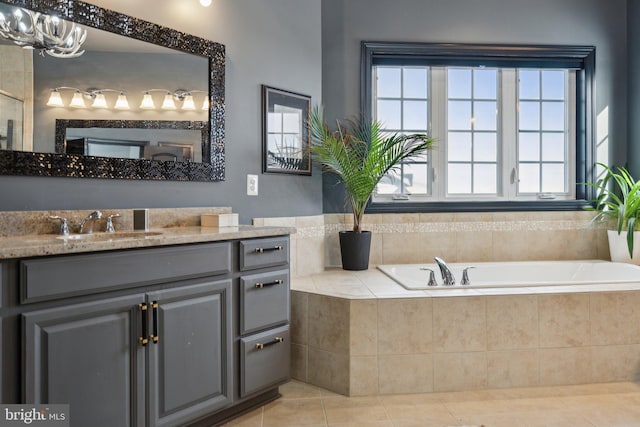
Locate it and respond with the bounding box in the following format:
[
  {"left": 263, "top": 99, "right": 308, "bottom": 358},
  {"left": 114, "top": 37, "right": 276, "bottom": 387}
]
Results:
[
  {"left": 586, "top": 162, "right": 640, "bottom": 264},
  {"left": 310, "top": 107, "right": 435, "bottom": 270}
]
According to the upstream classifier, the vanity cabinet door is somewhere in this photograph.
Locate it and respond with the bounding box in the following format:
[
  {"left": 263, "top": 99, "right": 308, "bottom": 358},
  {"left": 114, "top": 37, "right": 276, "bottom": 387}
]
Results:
[
  {"left": 23, "top": 294, "right": 146, "bottom": 427},
  {"left": 146, "top": 279, "right": 232, "bottom": 427}
]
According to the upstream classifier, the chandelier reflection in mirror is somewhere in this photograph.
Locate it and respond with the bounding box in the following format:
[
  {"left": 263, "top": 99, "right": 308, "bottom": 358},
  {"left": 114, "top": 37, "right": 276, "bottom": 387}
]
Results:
[{"left": 0, "top": 7, "right": 86, "bottom": 58}]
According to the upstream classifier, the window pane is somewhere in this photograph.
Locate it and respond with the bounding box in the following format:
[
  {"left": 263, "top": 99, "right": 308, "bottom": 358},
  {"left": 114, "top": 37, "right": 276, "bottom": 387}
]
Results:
[
  {"left": 541, "top": 133, "right": 565, "bottom": 162},
  {"left": 519, "top": 132, "right": 540, "bottom": 161},
  {"left": 542, "top": 163, "right": 565, "bottom": 192},
  {"left": 268, "top": 112, "right": 282, "bottom": 133},
  {"left": 448, "top": 163, "right": 472, "bottom": 194},
  {"left": 542, "top": 102, "right": 565, "bottom": 131},
  {"left": 542, "top": 70, "right": 565, "bottom": 100},
  {"left": 377, "top": 100, "right": 402, "bottom": 129},
  {"left": 474, "top": 133, "right": 497, "bottom": 162},
  {"left": 377, "top": 172, "right": 402, "bottom": 194},
  {"left": 404, "top": 163, "right": 429, "bottom": 194},
  {"left": 474, "top": 164, "right": 497, "bottom": 194},
  {"left": 448, "top": 132, "right": 472, "bottom": 161},
  {"left": 473, "top": 101, "right": 497, "bottom": 131},
  {"left": 473, "top": 69, "right": 497, "bottom": 99},
  {"left": 282, "top": 112, "right": 300, "bottom": 133},
  {"left": 268, "top": 134, "right": 282, "bottom": 151},
  {"left": 403, "top": 100, "right": 428, "bottom": 130},
  {"left": 519, "top": 70, "right": 540, "bottom": 99},
  {"left": 448, "top": 69, "right": 472, "bottom": 98},
  {"left": 519, "top": 101, "right": 540, "bottom": 130},
  {"left": 448, "top": 101, "right": 472, "bottom": 130},
  {"left": 403, "top": 68, "right": 428, "bottom": 98},
  {"left": 377, "top": 67, "right": 401, "bottom": 98},
  {"left": 518, "top": 163, "right": 540, "bottom": 193}
]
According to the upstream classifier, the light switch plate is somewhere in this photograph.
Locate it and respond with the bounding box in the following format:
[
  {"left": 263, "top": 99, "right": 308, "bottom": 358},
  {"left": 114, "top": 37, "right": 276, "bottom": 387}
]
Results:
[{"left": 247, "top": 174, "right": 258, "bottom": 196}]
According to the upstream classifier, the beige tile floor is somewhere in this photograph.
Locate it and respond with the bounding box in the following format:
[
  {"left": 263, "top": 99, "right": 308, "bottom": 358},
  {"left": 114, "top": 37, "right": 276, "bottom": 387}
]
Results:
[{"left": 222, "top": 380, "right": 640, "bottom": 427}]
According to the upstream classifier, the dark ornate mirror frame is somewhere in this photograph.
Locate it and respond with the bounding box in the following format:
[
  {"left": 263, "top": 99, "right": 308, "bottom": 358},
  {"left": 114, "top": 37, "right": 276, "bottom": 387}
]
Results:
[
  {"left": 0, "top": 0, "right": 225, "bottom": 181},
  {"left": 55, "top": 119, "right": 208, "bottom": 157}
]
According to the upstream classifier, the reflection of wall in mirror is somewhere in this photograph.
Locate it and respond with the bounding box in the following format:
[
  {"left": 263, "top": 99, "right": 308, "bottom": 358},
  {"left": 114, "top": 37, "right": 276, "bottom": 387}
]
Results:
[
  {"left": 34, "top": 50, "right": 208, "bottom": 155},
  {"left": 0, "top": 45, "right": 33, "bottom": 151}
]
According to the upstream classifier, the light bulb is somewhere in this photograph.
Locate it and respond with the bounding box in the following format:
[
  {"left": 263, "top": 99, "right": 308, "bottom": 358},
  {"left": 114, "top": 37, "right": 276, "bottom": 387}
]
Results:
[
  {"left": 92, "top": 93, "right": 107, "bottom": 108},
  {"left": 200, "top": 0, "right": 212, "bottom": 7},
  {"left": 202, "top": 97, "right": 209, "bottom": 111},
  {"left": 69, "top": 90, "right": 86, "bottom": 108},
  {"left": 46, "top": 89, "right": 64, "bottom": 107},
  {"left": 181, "top": 94, "right": 196, "bottom": 110},
  {"left": 114, "top": 93, "right": 130, "bottom": 110},
  {"left": 140, "top": 92, "right": 155, "bottom": 109},
  {"left": 161, "top": 92, "right": 176, "bottom": 110}
]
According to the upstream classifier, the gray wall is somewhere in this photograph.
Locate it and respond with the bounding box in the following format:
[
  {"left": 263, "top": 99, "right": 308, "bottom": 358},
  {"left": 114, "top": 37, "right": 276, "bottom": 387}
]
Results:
[
  {"left": 322, "top": 0, "right": 628, "bottom": 213},
  {"left": 0, "top": 0, "right": 323, "bottom": 224}
]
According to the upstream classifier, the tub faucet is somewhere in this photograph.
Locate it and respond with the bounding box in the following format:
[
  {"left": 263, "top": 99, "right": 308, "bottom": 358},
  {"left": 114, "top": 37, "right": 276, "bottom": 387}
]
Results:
[
  {"left": 434, "top": 257, "right": 455, "bottom": 286},
  {"left": 79, "top": 211, "right": 102, "bottom": 234}
]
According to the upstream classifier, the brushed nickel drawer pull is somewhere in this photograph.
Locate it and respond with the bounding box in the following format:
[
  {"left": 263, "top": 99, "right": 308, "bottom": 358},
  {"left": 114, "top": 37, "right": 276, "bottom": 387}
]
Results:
[
  {"left": 254, "top": 245, "right": 283, "bottom": 254},
  {"left": 255, "top": 279, "right": 284, "bottom": 289},
  {"left": 255, "top": 336, "right": 284, "bottom": 350}
]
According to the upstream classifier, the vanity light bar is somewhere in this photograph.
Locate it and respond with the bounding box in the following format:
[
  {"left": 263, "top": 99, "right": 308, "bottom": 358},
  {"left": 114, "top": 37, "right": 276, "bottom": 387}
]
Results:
[{"left": 46, "top": 87, "right": 207, "bottom": 111}]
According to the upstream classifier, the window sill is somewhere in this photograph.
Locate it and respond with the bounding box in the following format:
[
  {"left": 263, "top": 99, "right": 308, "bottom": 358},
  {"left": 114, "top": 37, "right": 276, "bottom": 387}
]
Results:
[{"left": 367, "top": 199, "right": 591, "bottom": 213}]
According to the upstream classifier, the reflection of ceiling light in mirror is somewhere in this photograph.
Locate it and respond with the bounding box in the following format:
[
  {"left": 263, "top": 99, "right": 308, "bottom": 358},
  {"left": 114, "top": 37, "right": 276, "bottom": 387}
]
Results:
[
  {"left": 46, "top": 89, "right": 64, "bottom": 107},
  {"left": 182, "top": 94, "right": 196, "bottom": 110},
  {"left": 140, "top": 92, "right": 155, "bottom": 109},
  {"left": 200, "top": 0, "right": 212, "bottom": 6},
  {"left": 69, "top": 91, "right": 86, "bottom": 108},
  {"left": 92, "top": 93, "right": 108, "bottom": 108},
  {"left": 202, "top": 97, "right": 209, "bottom": 111},
  {"left": 114, "top": 93, "right": 130, "bottom": 110},
  {"left": 161, "top": 93, "right": 177, "bottom": 110},
  {"left": 0, "top": 7, "right": 87, "bottom": 58}
]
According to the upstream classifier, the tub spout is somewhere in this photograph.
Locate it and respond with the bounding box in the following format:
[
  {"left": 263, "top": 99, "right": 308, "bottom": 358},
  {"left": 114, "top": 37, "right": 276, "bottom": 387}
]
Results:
[{"left": 434, "top": 257, "right": 455, "bottom": 286}]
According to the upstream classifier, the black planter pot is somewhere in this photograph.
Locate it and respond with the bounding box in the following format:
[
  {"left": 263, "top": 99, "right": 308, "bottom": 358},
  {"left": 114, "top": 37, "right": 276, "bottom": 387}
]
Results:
[{"left": 339, "top": 230, "right": 372, "bottom": 271}]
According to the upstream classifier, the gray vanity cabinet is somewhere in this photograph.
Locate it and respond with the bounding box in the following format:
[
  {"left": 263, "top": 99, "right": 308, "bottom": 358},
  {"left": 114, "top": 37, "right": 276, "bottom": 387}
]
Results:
[
  {"left": 9, "top": 235, "right": 291, "bottom": 427},
  {"left": 146, "top": 280, "right": 231, "bottom": 427},
  {"left": 23, "top": 294, "right": 145, "bottom": 427},
  {"left": 23, "top": 279, "right": 232, "bottom": 427}
]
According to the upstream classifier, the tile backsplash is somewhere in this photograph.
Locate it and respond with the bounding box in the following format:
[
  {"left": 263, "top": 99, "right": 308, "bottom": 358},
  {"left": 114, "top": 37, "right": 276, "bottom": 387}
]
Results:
[{"left": 255, "top": 211, "right": 609, "bottom": 277}]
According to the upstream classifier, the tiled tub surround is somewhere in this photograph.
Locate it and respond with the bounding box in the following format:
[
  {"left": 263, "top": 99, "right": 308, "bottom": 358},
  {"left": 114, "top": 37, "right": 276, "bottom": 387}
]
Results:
[
  {"left": 290, "top": 271, "right": 640, "bottom": 396},
  {"left": 254, "top": 211, "right": 610, "bottom": 277}
]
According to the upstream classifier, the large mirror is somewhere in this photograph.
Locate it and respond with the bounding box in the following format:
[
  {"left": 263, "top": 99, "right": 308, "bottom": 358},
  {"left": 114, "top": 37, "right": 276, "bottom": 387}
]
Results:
[{"left": 0, "top": 0, "right": 225, "bottom": 181}]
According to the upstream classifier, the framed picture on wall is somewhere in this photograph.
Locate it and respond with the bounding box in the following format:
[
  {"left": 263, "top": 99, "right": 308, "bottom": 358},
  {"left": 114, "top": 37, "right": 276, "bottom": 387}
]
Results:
[{"left": 261, "top": 85, "right": 312, "bottom": 175}]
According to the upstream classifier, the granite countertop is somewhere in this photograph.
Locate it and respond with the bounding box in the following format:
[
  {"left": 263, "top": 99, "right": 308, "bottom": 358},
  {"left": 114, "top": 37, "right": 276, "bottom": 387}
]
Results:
[{"left": 0, "top": 225, "right": 295, "bottom": 259}]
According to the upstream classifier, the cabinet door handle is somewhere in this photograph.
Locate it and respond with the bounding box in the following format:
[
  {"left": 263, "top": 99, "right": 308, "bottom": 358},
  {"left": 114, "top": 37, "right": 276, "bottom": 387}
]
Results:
[
  {"left": 255, "top": 279, "right": 284, "bottom": 289},
  {"left": 150, "top": 301, "right": 159, "bottom": 344},
  {"left": 255, "top": 336, "right": 284, "bottom": 350},
  {"left": 254, "top": 245, "right": 283, "bottom": 254},
  {"left": 138, "top": 303, "right": 148, "bottom": 346}
]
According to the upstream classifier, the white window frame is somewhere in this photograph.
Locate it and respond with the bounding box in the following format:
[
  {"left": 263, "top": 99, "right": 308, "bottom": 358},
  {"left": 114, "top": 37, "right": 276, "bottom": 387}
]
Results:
[{"left": 371, "top": 65, "right": 576, "bottom": 204}]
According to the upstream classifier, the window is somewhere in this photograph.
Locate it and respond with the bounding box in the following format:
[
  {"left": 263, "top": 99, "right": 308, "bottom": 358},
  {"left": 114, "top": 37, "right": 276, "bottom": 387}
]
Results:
[{"left": 362, "top": 43, "right": 595, "bottom": 211}]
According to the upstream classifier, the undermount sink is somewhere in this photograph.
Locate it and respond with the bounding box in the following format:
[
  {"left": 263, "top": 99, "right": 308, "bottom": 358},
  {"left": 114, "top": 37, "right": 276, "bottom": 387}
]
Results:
[{"left": 57, "top": 231, "right": 163, "bottom": 241}]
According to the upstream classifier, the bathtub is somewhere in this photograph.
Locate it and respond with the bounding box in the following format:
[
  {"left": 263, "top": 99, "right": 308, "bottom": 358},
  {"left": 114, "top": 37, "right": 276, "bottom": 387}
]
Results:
[{"left": 377, "top": 260, "right": 640, "bottom": 290}]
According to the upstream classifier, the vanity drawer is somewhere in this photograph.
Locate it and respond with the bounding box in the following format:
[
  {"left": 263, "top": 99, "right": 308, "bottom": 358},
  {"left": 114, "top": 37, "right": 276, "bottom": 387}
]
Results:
[
  {"left": 240, "top": 269, "right": 289, "bottom": 335},
  {"left": 20, "top": 242, "right": 231, "bottom": 303},
  {"left": 239, "top": 237, "right": 289, "bottom": 271},
  {"left": 240, "top": 325, "right": 290, "bottom": 397}
]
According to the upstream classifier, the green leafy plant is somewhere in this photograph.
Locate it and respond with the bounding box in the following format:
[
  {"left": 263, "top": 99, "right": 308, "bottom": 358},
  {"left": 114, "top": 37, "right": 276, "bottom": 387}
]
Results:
[
  {"left": 310, "top": 106, "right": 435, "bottom": 233},
  {"left": 585, "top": 162, "right": 640, "bottom": 257}
]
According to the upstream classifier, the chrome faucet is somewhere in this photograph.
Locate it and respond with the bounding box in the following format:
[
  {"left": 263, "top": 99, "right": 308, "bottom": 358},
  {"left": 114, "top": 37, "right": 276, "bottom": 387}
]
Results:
[
  {"left": 79, "top": 211, "right": 102, "bottom": 234},
  {"left": 434, "top": 257, "right": 455, "bottom": 286}
]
